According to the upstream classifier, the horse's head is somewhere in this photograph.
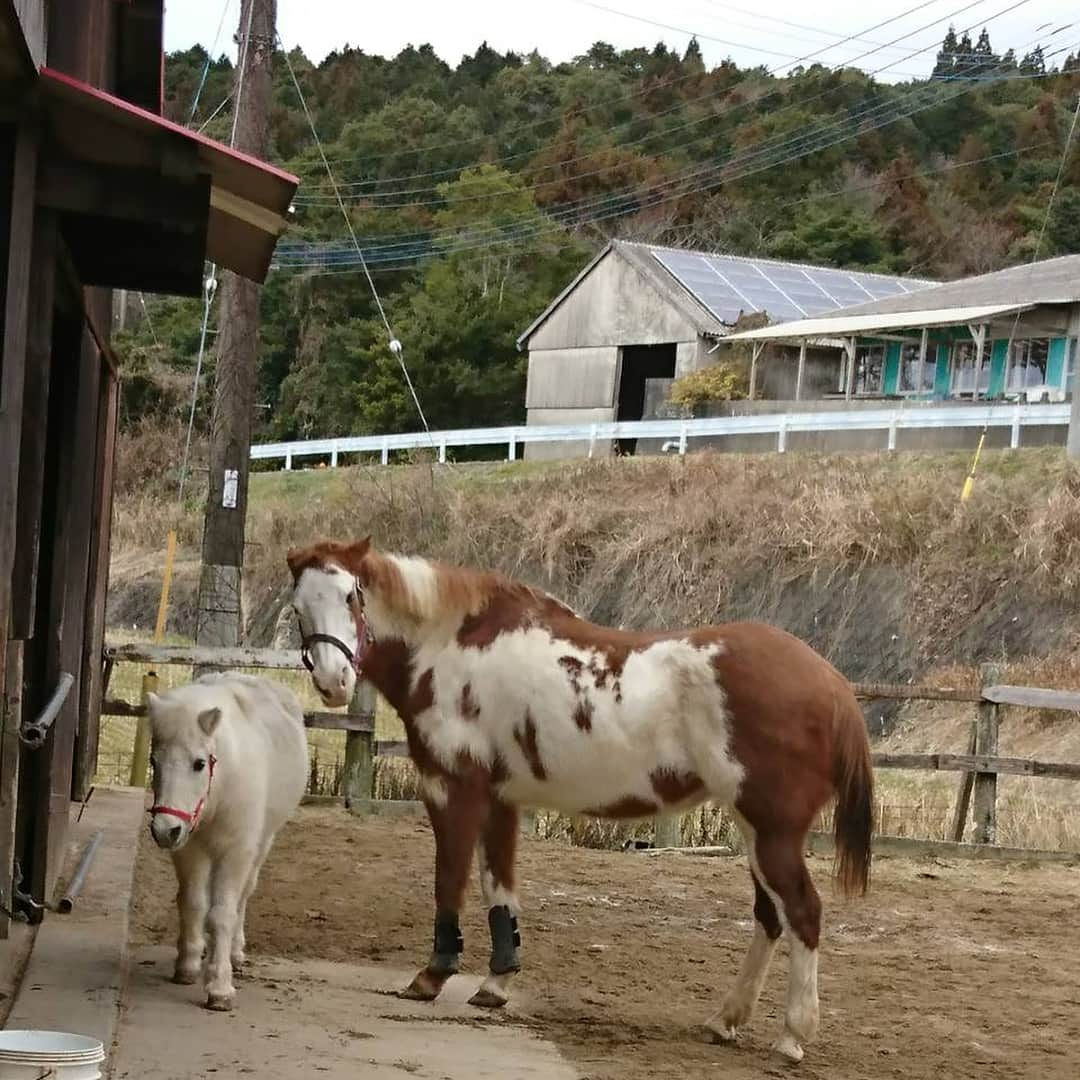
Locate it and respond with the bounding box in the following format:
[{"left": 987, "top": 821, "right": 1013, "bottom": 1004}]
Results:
[
  {"left": 287, "top": 537, "right": 373, "bottom": 708},
  {"left": 146, "top": 687, "right": 221, "bottom": 851}
]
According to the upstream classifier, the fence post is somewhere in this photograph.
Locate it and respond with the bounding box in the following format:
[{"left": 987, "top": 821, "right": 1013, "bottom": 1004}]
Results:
[
  {"left": 1010, "top": 404, "right": 1022, "bottom": 450},
  {"left": 588, "top": 425, "right": 598, "bottom": 459},
  {"left": 678, "top": 422, "right": 688, "bottom": 456},
  {"left": 777, "top": 416, "right": 787, "bottom": 454},
  {"left": 653, "top": 814, "right": 680, "bottom": 848},
  {"left": 948, "top": 719, "right": 978, "bottom": 842},
  {"left": 284, "top": 450, "right": 292, "bottom": 471},
  {"left": 343, "top": 679, "right": 377, "bottom": 812},
  {"left": 438, "top": 437, "right": 447, "bottom": 465},
  {"left": 887, "top": 412, "right": 898, "bottom": 452},
  {"left": 972, "top": 662, "right": 1001, "bottom": 844},
  {"left": 508, "top": 433, "right": 516, "bottom": 461},
  {"left": 129, "top": 670, "right": 158, "bottom": 788},
  {"left": 330, "top": 447, "right": 338, "bottom": 468},
  {"left": 380, "top": 438, "right": 389, "bottom": 466}
]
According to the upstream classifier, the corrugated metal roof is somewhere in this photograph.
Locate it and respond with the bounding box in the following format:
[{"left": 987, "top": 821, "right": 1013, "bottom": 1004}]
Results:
[
  {"left": 792, "top": 253, "right": 1080, "bottom": 322},
  {"left": 724, "top": 303, "right": 1037, "bottom": 342}
]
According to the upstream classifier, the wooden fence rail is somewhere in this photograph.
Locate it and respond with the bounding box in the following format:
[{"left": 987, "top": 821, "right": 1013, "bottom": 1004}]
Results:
[{"left": 101, "top": 643, "right": 1080, "bottom": 858}]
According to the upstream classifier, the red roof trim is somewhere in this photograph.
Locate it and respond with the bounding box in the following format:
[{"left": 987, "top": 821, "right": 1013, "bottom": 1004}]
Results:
[{"left": 39, "top": 66, "right": 299, "bottom": 187}]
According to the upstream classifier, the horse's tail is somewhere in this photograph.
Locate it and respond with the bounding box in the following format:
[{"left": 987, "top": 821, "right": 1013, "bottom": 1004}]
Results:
[{"left": 831, "top": 685, "right": 874, "bottom": 897}]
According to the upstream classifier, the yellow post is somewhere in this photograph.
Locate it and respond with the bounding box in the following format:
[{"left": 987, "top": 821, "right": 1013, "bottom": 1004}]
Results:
[
  {"left": 960, "top": 430, "right": 986, "bottom": 504},
  {"left": 128, "top": 530, "right": 176, "bottom": 789},
  {"left": 154, "top": 529, "right": 177, "bottom": 642},
  {"left": 129, "top": 671, "right": 158, "bottom": 789}
]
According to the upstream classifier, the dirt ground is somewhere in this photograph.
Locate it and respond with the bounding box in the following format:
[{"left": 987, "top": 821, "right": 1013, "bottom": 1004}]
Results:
[{"left": 131, "top": 808, "right": 1080, "bottom": 1080}]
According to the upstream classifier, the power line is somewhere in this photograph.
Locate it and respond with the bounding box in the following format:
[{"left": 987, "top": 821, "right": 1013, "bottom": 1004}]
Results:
[
  {"left": 279, "top": 38, "right": 435, "bottom": 440},
  {"left": 293, "top": 0, "right": 962, "bottom": 184},
  {"left": 295, "top": 0, "right": 1034, "bottom": 202},
  {"left": 276, "top": 63, "right": 1047, "bottom": 275},
  {"left": 277, "top": 47, "right": 1061, "bottom": 269}
]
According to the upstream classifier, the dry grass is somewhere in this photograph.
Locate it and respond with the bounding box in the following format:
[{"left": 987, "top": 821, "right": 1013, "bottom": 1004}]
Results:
[{"left": 105, "top": 440, "right": 1080, "bottom": 849}]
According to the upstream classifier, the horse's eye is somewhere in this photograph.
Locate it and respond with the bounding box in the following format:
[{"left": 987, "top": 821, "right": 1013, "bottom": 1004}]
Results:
[{"left": 193, "top": 759, "right": 206, "bottom": 773}]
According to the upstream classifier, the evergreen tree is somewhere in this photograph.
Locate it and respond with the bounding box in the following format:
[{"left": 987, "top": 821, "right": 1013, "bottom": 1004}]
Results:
[{"left": 933, "top": 26, "right": 959, "bottom": 78}]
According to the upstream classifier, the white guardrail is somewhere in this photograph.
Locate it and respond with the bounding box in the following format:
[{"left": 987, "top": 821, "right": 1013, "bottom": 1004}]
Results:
[{"left": 250, "top": 403, "right": 1073, "bottom": 468}]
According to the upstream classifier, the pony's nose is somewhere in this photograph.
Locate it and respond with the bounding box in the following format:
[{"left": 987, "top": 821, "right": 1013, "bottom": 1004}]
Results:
[{"left": 151, "top": 817, "right": 184, "bottom": 849}]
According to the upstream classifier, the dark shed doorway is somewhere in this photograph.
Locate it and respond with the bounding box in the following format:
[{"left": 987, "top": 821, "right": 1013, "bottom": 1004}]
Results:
[{"left": 616, "top": 343, "right": 676, "bottom": 455}]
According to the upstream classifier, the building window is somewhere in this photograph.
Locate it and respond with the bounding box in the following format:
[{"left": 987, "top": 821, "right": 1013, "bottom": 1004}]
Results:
[
  {"left": 898, "top": 343, "right": 937, "bottom": 393},
  {"left": 1006, "top": 339, "right": 1049, "bottom": 394},
  {"left": 950, "top": 341, "right": 991, "bottom": 397},
  {"left": 852, "top": 344, "right": 885, "bottom": 395}
]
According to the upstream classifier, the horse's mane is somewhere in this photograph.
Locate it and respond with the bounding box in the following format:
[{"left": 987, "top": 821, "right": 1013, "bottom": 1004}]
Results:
[{"left": 287, "top": 538, "right": 578, "bottom": 626}]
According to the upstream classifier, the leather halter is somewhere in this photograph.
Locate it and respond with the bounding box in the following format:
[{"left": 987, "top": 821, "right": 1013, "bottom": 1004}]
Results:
[
  {"left": 149, "top": 754, "right": 217, "bottom": 831},
  {"left": 299, "top": 582, "right": 373, "bottom": 676}
]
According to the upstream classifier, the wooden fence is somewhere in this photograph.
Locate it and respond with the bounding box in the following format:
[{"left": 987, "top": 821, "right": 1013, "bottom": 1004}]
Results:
[{"left": 101, "top": 645, "right": 1080, "bottom": 857}]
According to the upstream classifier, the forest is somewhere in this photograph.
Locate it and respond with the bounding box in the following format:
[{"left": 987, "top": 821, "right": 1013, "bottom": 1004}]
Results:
[{"left": 118, "top": 27, "right": 1080, "bottom": 450}]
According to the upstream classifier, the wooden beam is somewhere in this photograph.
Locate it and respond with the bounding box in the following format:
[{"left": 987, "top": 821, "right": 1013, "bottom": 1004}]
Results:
[
  {"left": 982, "top": 685, "right": 1080, "bottom": 712},
  {"left": 871, "top": 752, "right": 1080, "bottom": 782},
  {"left": 36, "top": 158, "right": 208, "bottom": 232},
  {"left": 794, "top": 340, "right": 806, "bottom": 402},
  {"left": 210, "top": 185, "right": 289, "bottom": 237},
  {"left": 104, "top": 643, "right": 304, "bottom": 670},
  {"left": 101, "top": 698, "right": 375, "bottom": 734},
  {"left": 0, "top": 642, "right": 22, "bottom": 938},
  {"left": 73, "top": 365, "right": 119, "bottom": 800},
  {"left": 806, "top": 831, "right": 1079, "bottom": 864},
  {"left": 0, "top": 120, "right": 39, "bottom": 707},
  {"left": 10, "top": 210, "right": 56, "bottom": 640},
  {"left": 853, "top": 682, "right": 982, "bottom": 703}
]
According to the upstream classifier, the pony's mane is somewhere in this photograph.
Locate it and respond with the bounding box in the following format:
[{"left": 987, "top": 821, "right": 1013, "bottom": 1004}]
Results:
[{"left": 286, "top": 538, "right": 577, "bottom": 625}]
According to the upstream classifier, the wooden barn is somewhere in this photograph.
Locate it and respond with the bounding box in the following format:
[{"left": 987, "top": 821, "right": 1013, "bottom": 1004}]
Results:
[{"left": 0, "top": 1, "right": 297, "bottom": 934}]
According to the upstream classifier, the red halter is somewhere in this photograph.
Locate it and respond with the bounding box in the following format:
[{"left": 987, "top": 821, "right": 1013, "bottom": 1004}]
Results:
[{"left": 149, "top": 755, "right": 217, "bottom": 830}]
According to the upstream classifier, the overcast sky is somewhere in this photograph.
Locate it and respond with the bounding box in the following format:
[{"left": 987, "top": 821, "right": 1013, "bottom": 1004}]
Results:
[{"left": 163, "top": 0, "right": 1078, "bottom": 84}]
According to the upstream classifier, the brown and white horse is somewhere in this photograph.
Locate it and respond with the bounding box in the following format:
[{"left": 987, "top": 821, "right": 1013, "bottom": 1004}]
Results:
[{"left": 286, "top": 537, "right": 873, "bottom": 1064}]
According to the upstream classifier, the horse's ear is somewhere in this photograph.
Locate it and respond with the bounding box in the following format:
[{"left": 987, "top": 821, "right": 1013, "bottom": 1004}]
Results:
[
  {"left": 285, "top": 546, "right": 305, "bottom": 579},
  {"left": 146, "top": 691, "right": 161, "bottom": 711},
  {"left": 197, "top": 707, "right": 222, "bottom": 736},
  {"left": 346, "top": 536, "right": 372, "bottom": 569}
]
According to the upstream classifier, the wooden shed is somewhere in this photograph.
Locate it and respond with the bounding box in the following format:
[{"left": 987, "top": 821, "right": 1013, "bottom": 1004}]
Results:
[{"left": 0, "top": 0, "right": 297, "bottom": 933}]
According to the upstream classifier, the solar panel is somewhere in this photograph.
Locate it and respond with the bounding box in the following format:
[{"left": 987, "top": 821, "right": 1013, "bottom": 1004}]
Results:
[{"left": 649, "top": 248, "right": 932, "bottom": 327}]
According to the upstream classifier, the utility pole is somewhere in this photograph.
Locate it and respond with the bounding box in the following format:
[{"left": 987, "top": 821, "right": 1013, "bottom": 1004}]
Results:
[
  {"left": 1069, "top": 309, "right": 1080, "bottom": 462},
  {"left": 195, "top": 0, "right": 276, "bottom": 657}
]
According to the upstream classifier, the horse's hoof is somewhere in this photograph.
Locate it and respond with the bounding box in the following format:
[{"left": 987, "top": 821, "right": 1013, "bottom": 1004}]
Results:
[
  {"left": 172, "top": 970, "right": 199, "bottom": 986},
  {"left": 701, "top": 1022, "right": 738, "bottom": 1044},
  {"left": 205, "top": 993, "right": 234, "bottom": 1012},
  {"left": 400, "top": 969, "right": 448, "bottom": 1001},
  {"left": 468, "top": 988, "right": 509, "bottom": 1009},
  {"left": 772, "top": 1032, "right": 804, "bottom": 1064}
]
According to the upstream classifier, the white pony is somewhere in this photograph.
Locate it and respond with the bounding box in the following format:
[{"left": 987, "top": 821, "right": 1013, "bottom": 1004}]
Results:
[{"left": 147, "top": 673, "right": 308, "bottom": 1011}]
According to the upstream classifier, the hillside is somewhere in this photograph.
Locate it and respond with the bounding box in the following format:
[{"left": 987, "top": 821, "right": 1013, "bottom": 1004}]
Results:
[
  {"left": 109, "top": 446, "right": 1080, "bottom": 683},
  {"left": 113, "top": 30, "right": 1080, "bottom": 460}
]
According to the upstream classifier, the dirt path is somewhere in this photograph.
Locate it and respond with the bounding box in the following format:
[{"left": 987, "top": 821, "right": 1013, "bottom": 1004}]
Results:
[{"left": 131, "top": 808, "right": 1080, "bottom": 1080}]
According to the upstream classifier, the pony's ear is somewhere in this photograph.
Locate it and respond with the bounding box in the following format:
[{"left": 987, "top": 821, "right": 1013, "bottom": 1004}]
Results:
[{"left": 197, "top": 707, "right": 222, "bottom": 736}]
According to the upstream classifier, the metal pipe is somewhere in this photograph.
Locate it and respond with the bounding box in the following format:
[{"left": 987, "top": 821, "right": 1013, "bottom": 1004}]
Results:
[
  {"left": 57, "top": 830, "right": 105, "bottom": 914},
  {"left": 19, "top": 672, "right": 75, "bottom": 749}
]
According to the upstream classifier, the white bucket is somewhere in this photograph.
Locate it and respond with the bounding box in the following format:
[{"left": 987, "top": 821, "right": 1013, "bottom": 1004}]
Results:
[{"left": 0, "top": 1031, "right": 105, "bottom": 1080}]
